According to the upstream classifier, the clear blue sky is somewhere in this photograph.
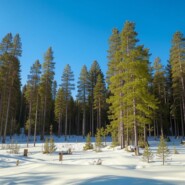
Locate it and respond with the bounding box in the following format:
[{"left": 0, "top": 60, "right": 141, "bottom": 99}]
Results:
[{"left": 0, "top": 0, "right": 185, "bottom": 96}]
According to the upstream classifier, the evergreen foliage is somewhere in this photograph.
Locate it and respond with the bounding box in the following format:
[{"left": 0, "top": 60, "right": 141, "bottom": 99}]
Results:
[
  {"left": 83, "top": 133, "right": 93, "bottom": 150},
  {"left": 157, "top": 136, "right": 170, "bottom": 165},
  {"left": 95, "top": 128, "right": 102, "bottom": 152},
  {"left": 142, "top": 144, "right": 153, "bottom": 163}
]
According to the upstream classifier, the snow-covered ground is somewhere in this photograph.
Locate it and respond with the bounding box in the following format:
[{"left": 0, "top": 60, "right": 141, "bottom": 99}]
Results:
[{"left": 0, "top": 135, "right": 185, "bottom": 185}]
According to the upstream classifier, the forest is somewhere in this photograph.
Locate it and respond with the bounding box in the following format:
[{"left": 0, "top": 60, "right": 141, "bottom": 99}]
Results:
[{"left": 0, "top": 21, "right": 184, "bottom": 155}]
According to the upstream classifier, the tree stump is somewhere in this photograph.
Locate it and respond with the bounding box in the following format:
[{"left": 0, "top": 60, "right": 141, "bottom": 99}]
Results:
[
  {"left": 59, "top": 152, "right": 63, "bottom": 161},
  {"left": 24, "top": 149, "right": 28, "bottom": 157}
]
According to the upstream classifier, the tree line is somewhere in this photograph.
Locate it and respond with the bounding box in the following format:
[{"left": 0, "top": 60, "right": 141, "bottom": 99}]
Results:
[{"left": 0, "top": 21, "right": 184, "bottom": 153}]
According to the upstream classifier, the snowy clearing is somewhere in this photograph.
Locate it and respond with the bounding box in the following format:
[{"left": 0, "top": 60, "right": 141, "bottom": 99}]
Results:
[{"left": 0, "top": 136, "right": 185, "bottom": 185}]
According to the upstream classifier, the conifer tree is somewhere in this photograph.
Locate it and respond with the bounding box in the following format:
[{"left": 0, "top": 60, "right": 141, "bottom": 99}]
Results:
[
  {"left": 88, "top": 60, "right": 101, "bottom": 136},
  {"left": 77, "top": 65, "right": 89, "bottom": 138},
  {"left": 55, "top": 88, "right": 65, "bottom": 137},
  {"left": 39, "top": 47, "right": 55, "bottom": 140},
  {"left": 95, "top": 128, "right": 102, "bottom": 152},
  {"left": 157, "top": 135, "right": 170, "bottom": 165},
  {"left": 61, "top": 64, "right": 75, "bottom": 140},
  {"left": 153, "top": 57, "right": 166, "bottom": 136},
  {"left": 142, "top": 144, "right": 153, "bottom": 163},
  {"left": 170, "top": 32, "right": 185, "bottom": 138},
  {"left": 93, "top": 74, "right": 106, "bottom": 129}
]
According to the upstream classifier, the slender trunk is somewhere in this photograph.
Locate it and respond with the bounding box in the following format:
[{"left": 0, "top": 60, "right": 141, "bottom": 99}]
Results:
[
  {"left": 92, "top": 101, "right": 94, "bottom": 136},
  {"left": 27, "top": 101, "right": 32, "bottom": 147},
  {"left": 154, "top": 120, "right": 156, "bottom": 139},
  {"left": 82, "top": 106, "right": 86, "bottom": 138},
  {"left": 2, "top": 86, "right": 12, "bottom": 143},
  {"left": 10, "top": 118, "right": 13, "bottom": 140},
  {"left": 58, "top": 113, "right": 61, "bottom": 137},
  {"left": 41, "top": 95, "right": 47, "bottom": 141},
  {"left": 180, "top": 102, "right": 184, "bottom": 137},
  {"left": 144, "top": 125, "right": 147, "bottom": 142},
  {"left": 170, "top": 115, "right": 173, "bottom": 136},
  {"left": 133, "top": 98, "right": 139, "bottom": 155},
  {"left": 99, "top": 99, "right": 101, "bottom": 129},
  {"left": 65, "top": 103, "right": 68, "bottom": 141},
  {"left": 174, "top": 117, "right": 177, "bottom": 138},
  {"left": 34, "top": 94, "right": 39, "bottom": 147}
]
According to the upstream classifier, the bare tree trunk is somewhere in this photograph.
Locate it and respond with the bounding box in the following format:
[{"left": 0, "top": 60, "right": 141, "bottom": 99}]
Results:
[
  {"left": 133, "top": 98, "right": 139, "bottom": 155},
  {"left": 180, "top": 102, "right": 184, "bottom": 137},
  {"left": 82, "top": 106, "right": 85, "bottom": 138},
  {"left": 41, "top": 95, "right": 47, "bottom": 141},
  {"left": 27, "top": 101, "right": 32, "bottom": 147},
  {"left": 65, "top": 103, "right": 68, "bottom": 141},
  {"left": 34, "top": 94, "right": 39, "bottom": 147},
  {"left": 174, "top": 117, "right": 177, "bottom": 138},
  {"left": 2, "top": 86, "right": 12, "bottom": 143}
]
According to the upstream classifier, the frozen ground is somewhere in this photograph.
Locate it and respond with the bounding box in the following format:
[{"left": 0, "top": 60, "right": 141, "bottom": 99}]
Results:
[{"left": 0, "top": 135, "right": 185, "bottom": 185}]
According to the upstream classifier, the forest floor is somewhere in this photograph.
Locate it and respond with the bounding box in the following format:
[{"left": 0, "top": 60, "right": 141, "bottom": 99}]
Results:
[{"left": 0, "top": 135, "right": 185, "bottom": 185}]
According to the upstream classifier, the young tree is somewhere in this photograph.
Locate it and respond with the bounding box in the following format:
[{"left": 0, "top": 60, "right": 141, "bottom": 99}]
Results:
[
  {"left": 95, "top": 128, "right": 102, "bottom": 152},
  {"left": 142, "top": 144, "right": 153, "bottom": 163},
  {"left": 77, "top": 65, "right": 89, "bottom": 138},
  {"left": 61, "top": 64, "right": 75, "bottom": 140},
  {"left": 157, "top": 135, "right": 170, "bottom": 165}
]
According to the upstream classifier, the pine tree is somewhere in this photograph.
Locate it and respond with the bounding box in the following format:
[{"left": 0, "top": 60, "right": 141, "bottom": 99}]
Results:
[
  {"left": 153, "top": 57, "right": 167, "bottom": 136},
  {"left": 77, "top": 65, "right": 89, "bottom": 138},
  {"left": 170, "top": 32, "right": 185, "bottom": 138},
  {"left": 157, "top": 135, "right": 170, "bottom": 165},
  {"left": 88, "top": 60, "right": 101, "bottom": 136},
  {"left": 55, "top": 88, "right": 65, "bottom": 137},
  {"left": 83, "top": 132, "right": 93, "bottom": 150},
  {"left": 25, "top": 60, "right": 41, "bottom": 147},
  {"left": 93, "top": 74, "right": 106, "bottom": 129},
  {"left": 61, "top": 64, "right": 75, "bottom": 140},
  {"left": 106, "top": 28, "right": 121, "bottom": 86},
  {"left": 142, "top": 144, "right": 153, "bottom": 163},
  {"left": 95, "top": 128, "right": 102, "bottom": 152},
  {"left": 39, "top": 47, "right": 55, "bottom": 140}
]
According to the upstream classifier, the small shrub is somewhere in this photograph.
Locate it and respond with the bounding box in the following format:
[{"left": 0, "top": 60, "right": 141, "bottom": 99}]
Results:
[
  {"left": 43, "top": 137, "right": 57, "bottom": 154},
  {"left": 83, "top": 133, "right": 93, "bottom": 151},
  {"left": 8, "top": 140, "right": 20, "bottom": 154},
  {"left": 173, "top": 146, "right": 179, "bottom": 154}
]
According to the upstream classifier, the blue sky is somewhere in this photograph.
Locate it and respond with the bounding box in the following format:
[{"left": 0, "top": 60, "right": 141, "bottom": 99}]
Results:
[{"left": 0, "top": 0, "right": 185, "bottom": 96}]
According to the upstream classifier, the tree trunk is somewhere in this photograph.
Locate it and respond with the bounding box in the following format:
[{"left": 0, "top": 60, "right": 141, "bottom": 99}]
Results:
[
  {"left": 41, "top": 95, "right": 47, "bottom": 141},
  {"left": 82, "top": 106, "right": 85, "bottom": 138},
  {"left": 34, "top": 94, "right": 39, "bottom": 147},
  {"left": 27, "top": 101, "right": 32, "bottom": 147},
  {"left": 65, "top": 103, "right": 68, "bottom": 141},
  {"left": 133, "top": 98, "right": 139, "bottom": 155},
  {"left": 2, "top": 85, "right": 12, "bottom": 143},
  {"left": 180, "top": 102, "right": 184, "bottom": 137}
]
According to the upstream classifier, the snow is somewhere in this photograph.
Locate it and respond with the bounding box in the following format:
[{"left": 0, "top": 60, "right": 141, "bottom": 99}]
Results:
[{"left": 0, "top": 136, "right": 185, "bottom": 184}]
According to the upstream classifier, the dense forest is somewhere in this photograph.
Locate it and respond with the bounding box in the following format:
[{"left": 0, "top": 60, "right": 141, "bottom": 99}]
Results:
[{"left": 0, "top": 21, "right": 184, "bottom": 155}]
